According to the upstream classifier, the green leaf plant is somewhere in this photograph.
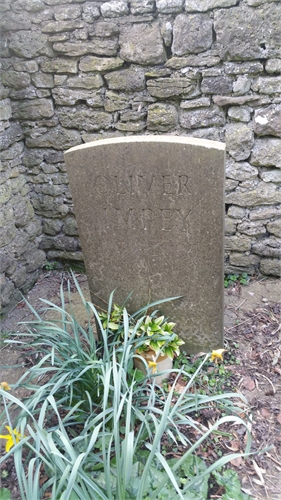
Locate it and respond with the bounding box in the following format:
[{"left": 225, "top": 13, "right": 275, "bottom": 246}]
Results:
[{"left": 0, "top": 274, "right": 256, "bottom": 499}]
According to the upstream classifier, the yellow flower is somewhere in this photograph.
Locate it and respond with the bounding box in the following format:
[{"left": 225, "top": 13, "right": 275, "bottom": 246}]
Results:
[
  {"left": 210, "top": 349, "right": 227, "bottom": 364},
  {"left": 0, "top": 382, "right": 11, "bottom": 391},
  {"left": 148, "top": 361, "right": 157, "bottom": 373},
  {"left": 0, "top": 426, "right": 23, "bottom": 452}
]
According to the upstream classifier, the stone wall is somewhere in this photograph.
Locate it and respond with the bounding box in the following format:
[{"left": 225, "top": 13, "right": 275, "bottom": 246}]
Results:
[{"left": 1, "top": 0, "right": 281, "bottom": 310}]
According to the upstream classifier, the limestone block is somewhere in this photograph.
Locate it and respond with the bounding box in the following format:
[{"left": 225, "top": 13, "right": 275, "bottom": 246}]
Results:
[
  {"left": 166, "top": 54, "right": 220, "bottom": 69},
  {"left": 180, "top": 97, "right": 211, "bottom": 109},
  {"left": 225, "top": 123, "right": 254, "bottom": 161},
  {"left": 64, "top": 217, "right": 78, "bottom": 236},
  {"left": 9, "top": 30, "right": 53, "bottom": 58},
  {"left": 225, "top": 235, "right": 252, "bottom": 251},
  {"left": 119, "top": 24, "right": 166, "bottom": 65},
  {"left": 246, "top": 0, "right": 280, "bottom": 5},
  {"left": 261, "top": 170, "right": 281, "bottom": 184},
  {"left": 105, "top": 67, "right": 146, "bottom": 91},
  {"left": 115, "top": 121, "right": 146, "bottom": 132},
  {"left": 185, "top": 0, "right": 237, "bottom": 10},
  {"left": 252, "top": 237, "right": 281, "bottom": 258},
  {"left": 79, "top": 56, "right": 124, "bottom": 72},
  {"left": 147, "top": 103, "right": 178, "bottom": 131},
  {"left": 0, "top": 250, "right": 16, "bottom": 274},
  {"left": 0, "top": 123, "right": 23, "bottom": 150},
  {"left": 180, "top": 107, "right": 225, "bottom": 129},
  {"left": 0, "top": 141, "right": 24, "bottom": 161},
  {"left": 40, "top": 235, "right": 79, "bottom": 252},
  {"left": 13, "top": 60, "right": 38, "bottom": 72},
  {"left": 31, "top": 193, "right": 69, "bottom": 217},
  {"left": 252, "top": 76, "right": 281, "bottom": 94},
  {"left": 100, "top": 1, "right": 129, "bottom": 17},
  {"left": 120, "top": 109, "right": 147, "bottom": 122},
  {"left": 0, "top": 184, "right": 12, "bottom": 204},
  {"left": 0, "top": 12, "right": 31, "bottom": 31},
  {"left": 189, "top": 127, "right": 221, "bottom": 142},
  {"left": 233, "top": 76, "right": 251, "bottom": 95},
  {"left": 250, "top": 205, "right": 281, "bottom": 220},
  {"left": 52, "top": 88, "right": 103, "bottom": 107},
  {"left": 130, "top": 0, "right": 154, "bottom": 14},
  {"left": 26, "top": 126, "right": 82, "bottom": 150},
  {"left": 225, "top": 217, "right": 237, "bottom": 235},
  {"left": 225, "top": 62, "right": 263, "bottom": 75},
  {"left": 0, "top": 225, "right": 16, "bottom": 248},
  {"left": 219, "top": 174, "right": 238, "bottom": 191},
  {"left": 2, "top": 71, "right": 30, "bottom": 89},
  {"left": 90, "top": 21, "right": 120, "bottom": 38},
  {"left": 226, "top": 182, "right": 281, "bottom": 207},
  {"left": 12, "top": 0, "right": 45, "bottom": 12},
  {"left": 53, "top": 40, "right": 118, "bottom": 57},
  {"left": 160, "top": 20, "right": 173, "bottom": 47},
  {"left": 43, "top": 0, "right": 85, "bottom": 4},
  {"left": 82, "top": 3, "right": 99, "bottom": 22},
  {"left": 65, "top": 75, "right": 103, "bottom": 90},
  {"left": 58, "top": 108, "right": 112, "bottom": 132},
  {"left": 43, "top": 219, "right": 63, "bottom": 235},
  {"left": 228, "top": 107, "right": 250, "bottom": 123},
  {"left": 229, "top": 252, "right": 260, "bottom": 267},
  {"left": 227, "top": 206, "right": 246, "bottom": 218},
  {"left": 156, "top": 0, "right": 183, "bottom": 13},
  {"left": 201, "top": 76, "right": 233, "bottom": 95},
  {"left": 260, "top": 258, "right": 281, "bottom": 277},
  {"left": 213, "top": 95, "right": 259, "bottom": 106},
  {"left": 215, "top": 3, "right": 281, "bottom": 60},
  {"left": 226, "top": 160, "right": 258, "bottom": 181},
  {"left": 0, "top": 275, "right": 15, "bottom": 308},
  {"left": 12, "top": 99, "right": 54, "bottom": 120},
  {"left": 267, "top": 220, "right": 281, "bottom": 238},
  {"left": 253, "top": 105, "right": 281, "bottom": 138},
  {"left": 265, "top": 59, "right": 281, "bottom": 74},
  {"left": 47, "top": 250, "right": 84, "bottom": 261},
  {"left": 42, "top": 20, "right": 84, "bottom": 32},
  {"left": 172, "top": 13, "right": 213, "bottom": 55},
  {"left": 54, "top": 4, "right": 82, "bottom": 20},
  {"left": 24, "top": 249, "right": 45, "bottom": 273},
  {"left": 31, "top": 73, "right": 54, "bottom": 89},
  {"left": 0, "top": 99, "right": 12, "bottom": 121},
  {"left": 251, "top": 138, "right": 281, "bottom": 168},
  {"left": 237, "top": 221, "right": 266, "bottom": 237},
  {"left": 147, "top": 77, "right": 197, "bottom": 98},
  {"left": 9, "top": 265, "right": 27, "bottom": 288},
  {"left": 9, "top": 87, "right": 38, "bottom": 100},
  {"left": 104, "top": 91, "right": 129, "bottom": 112},
  {"left": 41, "top": 59, "right": 78, "bottom": 74}
]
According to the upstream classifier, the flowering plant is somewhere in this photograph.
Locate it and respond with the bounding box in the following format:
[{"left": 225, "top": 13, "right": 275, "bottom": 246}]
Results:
[{"left": 135, "top": 315, "right": 184, "bottom": 359}]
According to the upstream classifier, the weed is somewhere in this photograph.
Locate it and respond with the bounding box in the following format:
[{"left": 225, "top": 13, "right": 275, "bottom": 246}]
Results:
[
  {"left": 43, "top": 261, "right": 58, "bottom": 271},
  {"left": 224, "top": 273, "right": 249, "bottom": 288}
]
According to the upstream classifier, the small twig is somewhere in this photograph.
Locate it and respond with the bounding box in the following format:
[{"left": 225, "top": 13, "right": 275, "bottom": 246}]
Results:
[
  {"left": 259, "top": 373, "right": 276, "bottom": 394},
  {"left": 266, "top": 452, "right": 281, "bottom": 468},
  {"left": 235, "top": 298, "right": 247, "bottom": 310},
  {"left": 224, "top": 317, "right": 253, "bottom": 331}
]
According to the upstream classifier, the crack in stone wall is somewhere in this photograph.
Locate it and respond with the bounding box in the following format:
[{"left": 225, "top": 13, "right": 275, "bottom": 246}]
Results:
[{"left": 1, "top": 0, "right": 281, "bottom": 310}]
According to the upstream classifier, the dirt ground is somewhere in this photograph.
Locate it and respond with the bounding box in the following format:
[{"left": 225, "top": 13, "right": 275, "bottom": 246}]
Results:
[{"left": 0, "top": 271, "right": 280, "bottom": 499}]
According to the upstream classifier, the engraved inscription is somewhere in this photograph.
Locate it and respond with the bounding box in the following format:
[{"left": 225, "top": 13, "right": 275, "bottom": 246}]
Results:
[
  {"left": 93, "top": 173, "right": 192, "bottom": 197},
  {"left": 102, "top": 206, "right": 193, "bottom": 234}
]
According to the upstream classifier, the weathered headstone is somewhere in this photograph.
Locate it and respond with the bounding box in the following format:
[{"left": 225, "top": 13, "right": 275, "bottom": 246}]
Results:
[{"left": 64, "top": 136, "right": 225, "bottom": 353}]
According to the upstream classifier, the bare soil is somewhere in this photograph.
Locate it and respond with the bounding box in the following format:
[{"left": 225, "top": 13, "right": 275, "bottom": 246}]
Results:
[{"left": 0, "top": 271, "right": 280, "bottom": 499}]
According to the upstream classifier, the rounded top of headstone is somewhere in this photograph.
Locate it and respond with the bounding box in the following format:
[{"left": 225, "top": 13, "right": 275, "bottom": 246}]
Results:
[{"left": 64, "top": 135, "right": 225, "bottom": 155}]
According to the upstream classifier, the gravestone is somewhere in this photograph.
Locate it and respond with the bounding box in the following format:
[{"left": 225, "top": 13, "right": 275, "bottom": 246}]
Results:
[{"left": 64, "top": 136, "right": 225, "bottom": 353}]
